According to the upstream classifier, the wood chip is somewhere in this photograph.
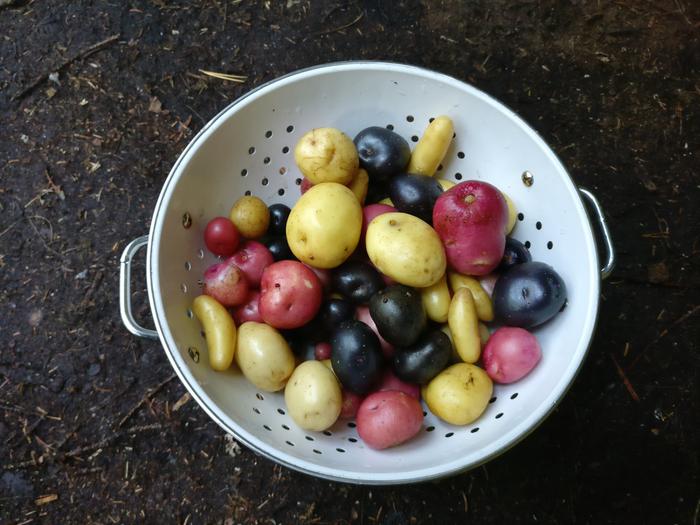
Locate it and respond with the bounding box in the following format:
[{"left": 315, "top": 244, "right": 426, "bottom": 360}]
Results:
[
  {"left": 35, "top": 494, "right": 58, "bottom": 506},
  {"left": 172, "top": 392, "right": 191, "bottom": 411}
]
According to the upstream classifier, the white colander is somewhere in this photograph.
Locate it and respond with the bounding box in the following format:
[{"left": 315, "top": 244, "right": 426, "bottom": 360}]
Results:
[{"left": 119, "top": 62, "right": 614, "bottom": 484}]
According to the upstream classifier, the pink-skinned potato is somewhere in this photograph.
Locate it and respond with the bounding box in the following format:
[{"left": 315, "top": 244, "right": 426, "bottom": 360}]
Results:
[
  {"left": 375, "top": 369, "right": 420, "bottom": 400},
  {"left": 202, "top": 259, "right": 250, "bottom": 307},
  {"left": 230, "top": 241, "right": 274, "bottom": 288},
  {"left": 231, "top": 290, "right": 263, "bottom": 325},
  {"left": 482, "top": 327, "right": 542, "bottom": 383},
  {"left": 259, "top": 261, "right": 323, "bottom": 329},
  {"left": 362, "top": 203, "right": 396, "bottom": 242},
  {"left": 304, "top": 264, "right": 332, "bottom": 292},
  {"left": 356, "top": 391, "right": 424, "bottom": 449},
  {"left": 299, "top": 177, "right": 313, "bottom": 195},
  {"left": 433, "top": 180, "right": 508, "bottom": 275},
  {"left": 356, "top": 305, "right": 394, "bottom": 358}
]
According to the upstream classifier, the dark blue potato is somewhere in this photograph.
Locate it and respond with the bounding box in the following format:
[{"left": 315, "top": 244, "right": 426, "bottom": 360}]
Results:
[
  {"left": 393, "top": 330, "right": 452, "bottom": 384},
  {"left": 331, "top": 320, "right": 384, "bottom": 394},
  {"left": 354, "top": 126, "right": 411, "bottom": 181},
  {"left": 499, "top": 237, "right": 532, "bottom": 272},
  {"left": 369, "top": 285, "right": 426, "bottom": 347},
  {"left": 332, "top": 261, "right": 385, "bottom": 304},
  {"left": 267, "top": 203, "right": 291, "bottom": 236},
  {"left": 389, "top": 173, "right": 443, "bottom": 225},
  {"left": 493, "top": 261, "right": 567, "bottom": 328},
  {"left": 364, "top": 178, "right": 390, "bottom": 205},
  {"left": 318, "top": 298, "right": 355, "bottom": 333},
  {"left": 262, "top": 235, "right": 295, "bottom": 261}
]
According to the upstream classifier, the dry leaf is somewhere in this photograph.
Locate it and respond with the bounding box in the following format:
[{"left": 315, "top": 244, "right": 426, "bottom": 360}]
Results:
[{"left": 149, "top": 96, "right": 163, "bottom": 113}]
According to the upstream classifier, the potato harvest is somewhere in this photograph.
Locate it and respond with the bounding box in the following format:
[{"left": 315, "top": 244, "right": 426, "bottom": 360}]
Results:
[{"left": 191, "top": 118, "right": 568, "bottom": 449}]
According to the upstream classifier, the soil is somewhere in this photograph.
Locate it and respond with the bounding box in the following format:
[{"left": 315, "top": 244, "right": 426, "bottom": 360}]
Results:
[{"left": 1, "top": 1, "right": 698, "bottom": 524}]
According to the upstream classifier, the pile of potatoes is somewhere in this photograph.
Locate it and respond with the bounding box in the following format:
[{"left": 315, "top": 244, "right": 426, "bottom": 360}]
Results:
[{"left": 191, "top": 116, "right": 567, "bottom": 450}]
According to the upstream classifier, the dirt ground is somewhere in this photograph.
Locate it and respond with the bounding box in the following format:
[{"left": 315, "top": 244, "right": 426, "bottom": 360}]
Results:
[{"left": 1, "top": 1, "right": 698, "bottom": 523}]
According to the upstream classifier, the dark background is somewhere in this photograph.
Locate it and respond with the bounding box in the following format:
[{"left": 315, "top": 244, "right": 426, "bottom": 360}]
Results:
[{"left": 1, "top": 1, "right": 698, "bottom": 523}]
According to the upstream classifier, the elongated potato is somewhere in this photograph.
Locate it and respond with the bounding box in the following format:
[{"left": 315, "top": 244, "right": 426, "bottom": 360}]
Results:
[
  {"left": 447, "top": 272, "right": 494, "bottom": 322},
  {"left": 407, "top": 116, "right": 454, "bottom": 177},
  {"left": 437, "top": 179, "right": 455, "bottom": 191},
  {"left": 285, "top": 360, "right": 342, "bottom": 431},
  {"left": 347, "top": 168, "right": 369, "bottom": 205},
  {"left": 192, "top": 295, "right": 236, "bottom": 371},
  {"left": 366, "top": 212, "right": 446, "bottom": 288},
  {"left": 423, "top": 363, "right": 493, "bottom": 425},
  {"left": 502, "top": 191, "right": 517, "bottom": 234},
  {"left": 420, "top": 274, "right": 451, "bottom": 323},
  {"left": 235, "top": 322, "right": 295, "bottom": 391},
  {"left": 448, "top": 288, "right": 481, "bottom": 363},
  {"left": 294, "top": 128, "right": 358, "bottom": 185}
]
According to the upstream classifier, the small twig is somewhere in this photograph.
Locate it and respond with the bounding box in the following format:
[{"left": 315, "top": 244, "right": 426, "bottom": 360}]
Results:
[
  {"left": 13, "top": 34, "right": 120, "bottom": 101},
  {"left": 304, "top": 9, "right": 364, "bottom": 41},
  {"left": 117, "top": 374, "right": 176, "bottom": 428},
  {"left": 611, "top": 355, "right": 640, "bottom": 402},
  {"left": 198, "top": 69, "right": 247, "bottom": 83}
]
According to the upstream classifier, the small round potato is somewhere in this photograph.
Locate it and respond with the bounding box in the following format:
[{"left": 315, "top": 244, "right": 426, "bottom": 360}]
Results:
[
  {"left": 235, "top": 322, "right": 295, "bottom": 392},
  {"left": 229, "top": 196, "right": 270, "bottom": 239},
  {"left": 285, "top": 360, "right": 342, "bottom": 431},
  {"left": 286, "top": 182, "right": 362, "bottom": 268},
  {"left": 423, "top": 363, "right": 493, "bottom": 425},
  {"left": 365, "top": 212, "right": 446, "bottom": 288},
  {"left": 294, "top": 128, "right": 359, "bottom": 185}
]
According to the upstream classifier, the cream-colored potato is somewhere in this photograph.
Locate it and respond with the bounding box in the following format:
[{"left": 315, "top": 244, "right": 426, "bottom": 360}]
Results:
[
  {"left": 502, "top": 191, "right": 517, "bottom": 234},
  {"left": 437, "top": 179, "right": 455, "bottom": 191},
  {"left": 366, "top": 212, "right": 446, "bottom": 288},
  {"left": 286, "top": 182, "right": 362, "bottom": 268},
  {"left": 235, "top": 322, "right": 295, "bottom": 392},
  {"left": 347, "top": 168, "right": 369, "bottom": 205},
  {"left": 448, "top": 288, "right": 481, "bottom": 363},
  {"left": 407, "top": 116, "right": 454, "bottom": 177},
  {"left": 192, "top": 295, "right": 236, "bottom": 371},
  {"left": 294, "top": 128, "right": 358, "bottom": 185},
  {"left": 229, "top": 196, "right": 270, "bottom": 239},
  {"left": 447, "top": 272, "right": 494, "bottom": 322},
  {"left": 420, "top": 274, "right": 451, "bottom": 323},
  {"left": 423, "top": 363, "right": 493, "bottom": 425},
  {"left": 285, "top": 360, "right": 342, "bottom": 431}
]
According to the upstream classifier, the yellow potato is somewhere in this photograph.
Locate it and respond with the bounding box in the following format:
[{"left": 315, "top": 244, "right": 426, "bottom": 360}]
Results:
[
  {"left": 229, "top": 195, "right": 270, "bottom": 239},
  {"left": 407, "top": 116, "right": 454, "bottom": 176},
  {"left": 423, "top": 363, "right": 493, "bottom": 425},
  {"left": 479, "top": 322, "right": 491, "bottom": 346},
  {"left": 420, "top": 274, "right": 451, "bottom": 323},
  {"left": 235, "top": 322, "right": 295, "bottom": 392},
  {"left": 448, "top": 288, "right": 481, "bottom": 363},
  {"left": 439, "top": 324, "right": 461, "bottom": 363},
  {"left": 285, "top": 360, "right": 342, "bottom": 431},
  {"left": 366, "top": 212, "right": 446, "bottom": 288},
  {"left": 447, "top": 272, "right": 494, "bottom": 322},
  {"left": 502, "top": 191, "right": 517, "bottom": 234},
  {"left": 347, "top": 168, "right": 369, "bottom": 205},
  {"left": 378, "top": 197, "right": 394, "bottom": 206},
  {"left": 286, "top": 182, "right": 362, "bottom": 268},
  {"left": 192, "top": 295, "right": 236, "bottom": 371},
  {"left": 437, "top": 179, "right": 455, "bottom": 191},
  {"left": 294, "top": 128, "right": 358, "bottom": 185}
]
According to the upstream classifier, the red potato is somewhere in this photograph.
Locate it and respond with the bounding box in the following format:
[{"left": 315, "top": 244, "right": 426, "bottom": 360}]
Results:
[
  {"left": 482, "top": 327, "right": 542, "bottom": 384},
  {"left": 433, "top": 181, "right": 508, "bottom": 276},
  {"left": 202, "top": 259, "right": 250, "bottom": 307},
  {"left": 478, "top": 272, "right": 499, "bottom": 298},
  {"left": 314, "top": 342, "right": 332, "bottom": 360},
  {"left": 340, "top": 390, "right": 364, "bottom": 420},
  {"left": 356, "top": 391, "right": 424, "bottom": 449},
  {"left": 376, "top": 369, "right": 420, "bottom": 400},
  {"left": 231, "top": 290, "right": 263, "bottom": 325},
  {"left": 204, "top": 217, "right": 240, "bottom": 257},
  {"left": 356, "top": 305, "right": 394, "bottom": 359},
  {"left": 230, "top": 241, "right": 274, "bottom": 288},
  {"left": 300, "top": 177, "right": 314, "bottom": 195},
  {"left": 259, "top": 261, "right": 323, "bottom": 329},
  {"left": 304, "top": 264, "right": 332, "bottom": 291},
  {"left": 362, "top": 203, "right": 396, "bottom": 242}
]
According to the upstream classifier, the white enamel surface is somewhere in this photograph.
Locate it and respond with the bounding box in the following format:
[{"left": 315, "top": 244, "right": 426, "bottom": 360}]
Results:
[{"left": 147, "top": 62, "right": 600, "bottom": 484}]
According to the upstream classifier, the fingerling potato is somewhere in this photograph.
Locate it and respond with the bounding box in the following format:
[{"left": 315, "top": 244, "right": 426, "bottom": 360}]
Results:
[
  {"left": 192, "top": 295, "right": 236, "bottom": 371},
  {"left": 407, "top": 116, "right": 454, "bottom": 176},
  {"left": 448, "top": 288, "right": 481, "bottom": 363},
  {"left": 447, "top": 272, "right": 494, "bottom": 322}
]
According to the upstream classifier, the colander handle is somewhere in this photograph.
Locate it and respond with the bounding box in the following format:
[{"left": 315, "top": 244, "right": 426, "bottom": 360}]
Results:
[
  {"left": 579, "top": 188, "right": 615, "bottom": 280},
  {"left": 119, "top": 235, "right": 159, "bottom": 339}
]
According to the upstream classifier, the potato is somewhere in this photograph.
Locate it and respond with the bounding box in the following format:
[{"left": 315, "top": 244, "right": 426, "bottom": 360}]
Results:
[
  {"left": 259, "top": 261, "right": 323, "bottom": 329},
  {"left": 437, "top": 179, "right": 455, "bottom": 191},
  {"left": 407, "top": 116, "right": 454, "bottom": 176},
  {"left": 294, "top": 128, "right": 359, "bottom": 185},
  {"left": 482, "top": 327, "right": 541, "bottom": 383},
  {"left": 202, "top": 259, "right": 250, "bottom": 307},
  {"left": 192, "top": 295, "right": 236, "bottom": 371},
  {"left": 347, "top": 168, "right": 369, "bottom": 205},
  {"left": 286, "top": 182, "right": 362, "bottom": 268},
  {"left": 447, "top": 272, "right": 494, "bottom": 322},
  {"left": 420, "top": 273, "right": 451, "bottom": 323},
  {"left": 378, "top": 197, "right": 394, "bottom": 206},
  {"left": 229, "top": 196, "right": 270, "bottom": 239},
  {"left": 235, "top": 322, "right": 295, "bottom": 391},
  {"left": 365, "top": 212, "right": 446, "bottom": 288},
  {"left": 423, "top": 363, "right": 493, "bottom": 425},
  {"left": 356, "top": 391, "right": 424, "bottom": 449},
  {"left": 502, "top": 191, "right": 517, "bottom": 234},
  {"left": 285, "top": 360, "right": 342, "bottom": 431},
  {"left": 448, "top": 288, "right": 481, "bottom": 363},
  {"left": 479, "top": 322, "right": 491, "bottom": 345}
]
